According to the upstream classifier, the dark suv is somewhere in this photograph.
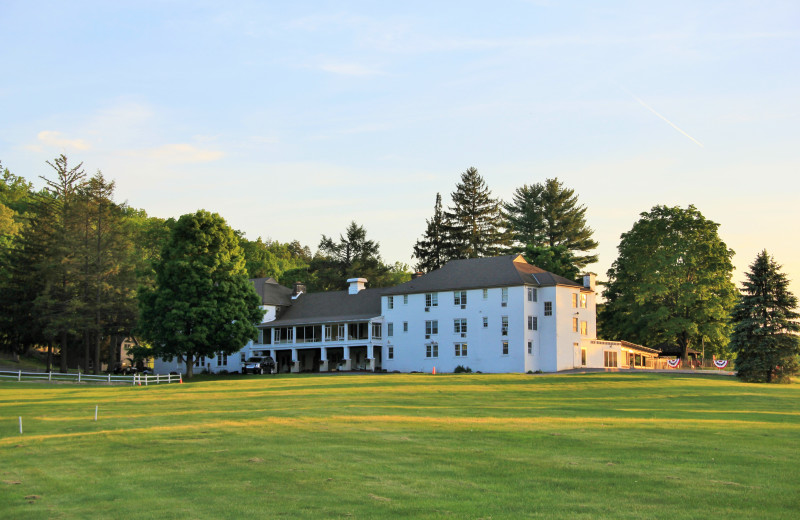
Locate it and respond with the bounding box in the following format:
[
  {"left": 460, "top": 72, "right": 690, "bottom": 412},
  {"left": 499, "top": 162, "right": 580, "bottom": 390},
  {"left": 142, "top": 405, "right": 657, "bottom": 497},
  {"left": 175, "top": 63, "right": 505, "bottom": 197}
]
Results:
[{"left": 242, "top": 356, "right": 276, "bottom": 375}]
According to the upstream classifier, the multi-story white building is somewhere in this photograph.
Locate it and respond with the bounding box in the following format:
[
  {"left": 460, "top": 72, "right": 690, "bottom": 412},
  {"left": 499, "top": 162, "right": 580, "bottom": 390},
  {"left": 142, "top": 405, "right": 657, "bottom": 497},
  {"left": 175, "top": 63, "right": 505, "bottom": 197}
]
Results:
[{"left": 154, "top": 255, "right": 659, "bottom": 375}]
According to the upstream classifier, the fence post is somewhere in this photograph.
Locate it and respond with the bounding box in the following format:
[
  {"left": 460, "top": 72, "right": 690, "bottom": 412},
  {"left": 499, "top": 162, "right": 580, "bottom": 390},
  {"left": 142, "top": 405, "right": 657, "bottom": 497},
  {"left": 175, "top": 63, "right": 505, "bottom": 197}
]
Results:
[
  {"left": 18, "top": 370, "right": 21, "bottom": 382},
  {"left": 156, "top": 374, "right": 160, "bottom": 384},
  {"left": 48, "top": 371, "right": 51, "bottom": 382},
  {"left": 78, "top": 372, "right": 81, "bottom": 383},
  {"left": 107, "top": 373, "right": 111, "bottom": 383}
]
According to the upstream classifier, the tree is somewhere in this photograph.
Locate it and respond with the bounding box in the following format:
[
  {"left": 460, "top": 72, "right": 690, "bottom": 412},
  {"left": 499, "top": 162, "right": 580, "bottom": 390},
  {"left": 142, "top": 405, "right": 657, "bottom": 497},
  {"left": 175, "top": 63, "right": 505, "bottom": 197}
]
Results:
[
  {"left": 137, "top": 210, "right": 264, "bottom": 378},
  {"left": 503, "top": 178, "right": 597, "bottom": 278},
  {"left": 730, "top": 251, "right": 800, "bottom": 383},
  {"left": 444, "top": 167, "right": 508, "bottom": 259},
  {"left": 600, "top": 205, "right": 737, "bottom": 360},
  {"left": 412, "top": 193, "right": 449, "bottom": 272}
]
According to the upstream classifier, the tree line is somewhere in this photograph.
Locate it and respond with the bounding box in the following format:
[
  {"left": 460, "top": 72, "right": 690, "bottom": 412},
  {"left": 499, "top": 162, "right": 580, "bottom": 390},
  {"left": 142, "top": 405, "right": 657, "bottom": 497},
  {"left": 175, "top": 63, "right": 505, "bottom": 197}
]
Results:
[{"left": 1, "top": 158, "right": 797, "bottom": 382}]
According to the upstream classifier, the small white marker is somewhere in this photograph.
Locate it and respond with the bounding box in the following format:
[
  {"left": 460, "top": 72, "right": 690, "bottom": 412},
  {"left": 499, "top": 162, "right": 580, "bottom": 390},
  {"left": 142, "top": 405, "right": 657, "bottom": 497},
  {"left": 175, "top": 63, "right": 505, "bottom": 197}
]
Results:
[
  {"left": 95, "top": 405, "right": 98, "bottom": 422},
  {"left": 19, "top": 416, "right": 23, "bottom": 434}
]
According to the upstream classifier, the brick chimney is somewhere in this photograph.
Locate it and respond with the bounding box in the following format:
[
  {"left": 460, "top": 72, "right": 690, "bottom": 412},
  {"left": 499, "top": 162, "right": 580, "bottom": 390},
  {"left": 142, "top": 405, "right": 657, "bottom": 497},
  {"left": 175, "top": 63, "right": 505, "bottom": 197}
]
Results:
[
  {"left": 411, "top": 272, "right": 424, "bottom": 280},
  {"left": 582, "top": 273, "right": 596, "bottom": 291},
  {"left": 292, "top": 281, "right": 306, "bottom": 299}
]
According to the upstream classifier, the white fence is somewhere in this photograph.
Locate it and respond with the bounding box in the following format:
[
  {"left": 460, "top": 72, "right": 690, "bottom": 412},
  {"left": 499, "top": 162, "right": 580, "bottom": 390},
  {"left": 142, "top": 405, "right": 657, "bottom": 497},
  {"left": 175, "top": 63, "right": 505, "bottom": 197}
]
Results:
[{"left": 0, "top": 370, "right": 182, "bottom": 385}]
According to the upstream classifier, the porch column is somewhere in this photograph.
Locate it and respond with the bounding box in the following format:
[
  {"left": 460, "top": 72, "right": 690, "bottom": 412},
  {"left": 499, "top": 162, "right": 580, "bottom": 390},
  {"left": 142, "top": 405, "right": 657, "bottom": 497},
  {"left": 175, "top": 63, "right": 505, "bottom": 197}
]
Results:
[
  {"left": 342, "top": 346, "right": 351, "bottom": 371},
  {"left": 368, "top": 347, "right": 375, "bottom": 372},
  {"left": 320, "top": 347, "right": 329, "bottom": 372},
  {"left": 291, "top": 348, "right": 300, "bottom": 373}
]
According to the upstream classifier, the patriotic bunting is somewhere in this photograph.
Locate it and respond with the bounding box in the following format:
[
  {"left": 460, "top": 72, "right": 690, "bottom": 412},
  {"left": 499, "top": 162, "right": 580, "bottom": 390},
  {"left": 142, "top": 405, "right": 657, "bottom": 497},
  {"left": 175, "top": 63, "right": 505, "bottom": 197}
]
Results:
[{"left": 667, "top": 359, "right": 681, "bottom": 368}]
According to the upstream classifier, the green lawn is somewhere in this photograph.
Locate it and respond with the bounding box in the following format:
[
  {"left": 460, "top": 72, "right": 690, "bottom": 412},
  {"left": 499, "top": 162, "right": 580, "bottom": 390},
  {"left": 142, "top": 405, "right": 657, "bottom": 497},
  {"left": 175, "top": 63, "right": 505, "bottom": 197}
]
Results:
[{"left": 1, "top": 373, "right": 798, "bottom": 519}]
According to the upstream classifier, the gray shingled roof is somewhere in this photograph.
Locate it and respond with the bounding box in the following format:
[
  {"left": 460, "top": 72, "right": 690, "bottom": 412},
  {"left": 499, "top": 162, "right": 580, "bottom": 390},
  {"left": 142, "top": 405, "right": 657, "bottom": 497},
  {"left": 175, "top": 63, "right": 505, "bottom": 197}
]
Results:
[
  {"left": 262, "top": 287, "right": 387, "bottom": 327},
  {"left": 383, "top": 254, "right": 584, "bottom": 295},
  {"left": 250, "top": 277, "right": 293, "bottom": 306}
]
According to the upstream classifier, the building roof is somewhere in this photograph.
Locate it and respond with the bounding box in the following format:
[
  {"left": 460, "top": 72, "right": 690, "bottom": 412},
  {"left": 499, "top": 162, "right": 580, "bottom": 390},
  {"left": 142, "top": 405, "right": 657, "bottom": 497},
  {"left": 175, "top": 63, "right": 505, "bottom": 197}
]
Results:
[
  {"left": 383, "top": 254, "right": 585, "bottom": 295},
  {"left": 250, "top": 277, "right": 293, "bottom": 306},
  {"left": 620, "top": 341, "right": 661, "bottom": 355},
  {"left": 261, "top": 287, "right": 387, "bottom": 327}
]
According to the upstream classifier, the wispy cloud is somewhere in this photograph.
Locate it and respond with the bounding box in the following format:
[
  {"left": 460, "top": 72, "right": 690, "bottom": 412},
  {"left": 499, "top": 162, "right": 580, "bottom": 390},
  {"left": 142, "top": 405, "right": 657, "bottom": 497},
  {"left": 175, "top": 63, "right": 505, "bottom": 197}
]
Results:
[
  {"left": 319, "top": 61, "right": 382, "bottom": 76},
  {"left": 36, "top": 130, "right": 92, "bottom": 150},
  {"left": 132, "top": 143, "right": 225, "bottom": 163}
]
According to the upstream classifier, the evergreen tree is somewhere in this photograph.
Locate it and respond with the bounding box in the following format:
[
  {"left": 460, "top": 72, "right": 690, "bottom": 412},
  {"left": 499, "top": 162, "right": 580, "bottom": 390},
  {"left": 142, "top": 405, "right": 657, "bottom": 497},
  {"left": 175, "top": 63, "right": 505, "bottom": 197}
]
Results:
[
  {"left": 412, "top": 193, "right": 449, "bottom": 272},
  {"left": 730, "top": 251, "right": 800, "bottom": 383},
  {"left": 503, "top": 178, "right": 597, "bottom": 277},
  {"left": 138, "top": 210, "right": 264, "bottom": 378},
  {"left": 601, "top": 205, "right": 737, "bottom": 360},
  {"left": 444, "top": 167, "right": 508, "bottom": 259},
  {"left": 35, "top": 155, "right": 89, "bottom": 372}
]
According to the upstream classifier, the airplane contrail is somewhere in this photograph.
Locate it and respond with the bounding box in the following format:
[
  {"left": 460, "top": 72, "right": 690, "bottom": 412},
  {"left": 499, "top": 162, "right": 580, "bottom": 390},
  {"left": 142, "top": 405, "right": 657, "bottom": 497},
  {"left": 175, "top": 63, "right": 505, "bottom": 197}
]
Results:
[{"left": 630, "top": 93, "right": 705, "bottom": 148}]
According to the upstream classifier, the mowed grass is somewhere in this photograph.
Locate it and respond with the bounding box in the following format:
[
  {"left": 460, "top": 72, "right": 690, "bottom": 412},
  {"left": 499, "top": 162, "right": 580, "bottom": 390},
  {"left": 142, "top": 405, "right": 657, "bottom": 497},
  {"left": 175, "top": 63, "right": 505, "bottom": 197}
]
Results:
[{"left": 1, "top": 373, "right": 799, "bottom": 519}]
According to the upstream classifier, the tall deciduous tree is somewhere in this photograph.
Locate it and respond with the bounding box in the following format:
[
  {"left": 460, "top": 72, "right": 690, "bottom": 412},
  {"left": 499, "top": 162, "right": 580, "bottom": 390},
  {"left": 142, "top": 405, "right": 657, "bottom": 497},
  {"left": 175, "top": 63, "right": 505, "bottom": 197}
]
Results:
[
  {"left": 137, "top": 210, "right": 264, "bottom": 378},
  {"left": 601, "top": 205, "right": 737, "bottom": 360},
  {"left": 413, "top": 193, "right": 449, "bottom": 273},
  {"left": 503, "top": 178, "right": 597, "bottom": 278},
  {"left": 444, "top": 167, "right": 508, "bottom": 259},
  {"left": 730, "top": 251, "right": 799, "bottom": 383}
]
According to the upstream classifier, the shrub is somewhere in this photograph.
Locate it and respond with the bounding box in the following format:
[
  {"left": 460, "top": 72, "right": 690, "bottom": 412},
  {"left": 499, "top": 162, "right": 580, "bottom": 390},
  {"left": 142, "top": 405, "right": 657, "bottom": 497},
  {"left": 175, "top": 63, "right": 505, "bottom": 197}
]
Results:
[{"left": 454, "top": 365, "right": 473, "bottom": 373}]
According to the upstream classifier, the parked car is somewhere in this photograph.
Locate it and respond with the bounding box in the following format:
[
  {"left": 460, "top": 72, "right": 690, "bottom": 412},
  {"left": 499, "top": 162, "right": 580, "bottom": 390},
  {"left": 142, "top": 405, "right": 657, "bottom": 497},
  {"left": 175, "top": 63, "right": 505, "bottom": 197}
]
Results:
[{"left": 242, "top": 356, "right": 276, "bottom": 375}]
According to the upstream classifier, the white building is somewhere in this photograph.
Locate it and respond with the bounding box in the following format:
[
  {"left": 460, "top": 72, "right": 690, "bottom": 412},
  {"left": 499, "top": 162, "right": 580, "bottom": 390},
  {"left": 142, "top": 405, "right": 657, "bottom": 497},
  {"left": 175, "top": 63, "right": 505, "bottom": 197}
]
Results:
[
  {"left": 380, "top": 254, "right": 658, "bottom": 373},
  {"left": 154, "top": 256, "right": 658, "bottom": 375}
]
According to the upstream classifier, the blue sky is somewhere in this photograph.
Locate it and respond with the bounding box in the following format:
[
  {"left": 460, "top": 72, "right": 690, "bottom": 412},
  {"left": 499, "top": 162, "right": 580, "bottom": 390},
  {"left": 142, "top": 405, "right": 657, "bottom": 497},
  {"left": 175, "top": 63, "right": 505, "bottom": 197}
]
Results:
[{"left": 2, "top": 1, "right": 799, "bottom": 295}]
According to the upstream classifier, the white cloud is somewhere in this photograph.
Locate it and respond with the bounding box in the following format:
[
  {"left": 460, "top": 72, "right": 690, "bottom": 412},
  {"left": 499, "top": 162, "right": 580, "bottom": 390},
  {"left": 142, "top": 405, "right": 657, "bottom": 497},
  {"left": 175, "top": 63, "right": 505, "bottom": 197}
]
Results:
[
  {"left": 37, "top": 130, "right": 91, "bottom": 150},
  {"left": 133, "top": 143, "right": 225, "bottom": 163}
]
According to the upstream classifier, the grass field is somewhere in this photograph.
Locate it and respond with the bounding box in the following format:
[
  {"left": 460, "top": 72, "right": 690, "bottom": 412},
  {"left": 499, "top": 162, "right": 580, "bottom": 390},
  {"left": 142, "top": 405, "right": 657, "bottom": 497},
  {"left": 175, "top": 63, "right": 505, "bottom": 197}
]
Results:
[{"left": 1, "top": 373, "right": 799, "bottom": 519}]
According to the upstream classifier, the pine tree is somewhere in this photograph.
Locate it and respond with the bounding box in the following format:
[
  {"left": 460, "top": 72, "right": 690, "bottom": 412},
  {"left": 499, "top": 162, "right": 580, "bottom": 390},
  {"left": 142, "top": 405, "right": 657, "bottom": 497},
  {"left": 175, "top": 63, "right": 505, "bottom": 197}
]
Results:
[
  {"left": 444, "top": 167, "right": 508, "bottom": 259},
  {"left": 412, "top": 193, "right": 449, "bottom": 272},
  {"left": 730, "top": 250, "right": 800, "bottom": 383},
  {"left": 503, "top": 178, "right": 597, "bottom": 277}
]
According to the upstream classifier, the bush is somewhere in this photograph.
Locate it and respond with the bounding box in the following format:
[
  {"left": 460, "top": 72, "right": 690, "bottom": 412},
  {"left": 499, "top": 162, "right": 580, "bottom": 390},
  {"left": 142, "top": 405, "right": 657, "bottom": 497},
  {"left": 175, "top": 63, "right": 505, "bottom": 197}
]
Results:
[{"left": 454, "top": 365, "right": 473, "bottom": 373}]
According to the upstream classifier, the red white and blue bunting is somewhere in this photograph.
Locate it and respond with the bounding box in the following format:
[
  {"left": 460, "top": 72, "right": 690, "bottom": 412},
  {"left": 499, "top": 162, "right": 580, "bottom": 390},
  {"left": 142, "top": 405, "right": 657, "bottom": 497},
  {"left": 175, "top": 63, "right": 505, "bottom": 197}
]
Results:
[
  {"left": 714, "top": 359, "right": 729, "bottom": 369},
  {"left": 667, "top": 359, "right": 681, "bottom": 368}
]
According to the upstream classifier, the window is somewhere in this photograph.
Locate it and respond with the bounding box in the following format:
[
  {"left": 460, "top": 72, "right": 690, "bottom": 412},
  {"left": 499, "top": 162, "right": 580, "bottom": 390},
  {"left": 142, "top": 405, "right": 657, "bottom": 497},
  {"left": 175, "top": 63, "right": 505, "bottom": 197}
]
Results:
[
  {"left": 482, "top": 288, "right": 488, "bottom": 300},
  {"left": 338, "top": 324, "right": 346, "bottom": 341},
  {"left": 572, "top": 317, "right": 579, "bottom": 332},
  {"left": 372, "top": 323, "right": 382, "bottom": 339},
  {"left": 324, "top": 325, "right": 332, "bottom": 342},
  {"left": 425, "top": 320, "right": 438, "bottom": 337},
  {"left": 403, "top": 295, "right": 408, "bottom": 305},
  {"left": 604, "top": 351, "right": 618, "bottom": 367},
  {"left": 454, "top": 343, "right": 467, "bottom": 357},
  {"left": 501, "top": 287, "right": 508, "bottom": 306},
  {"left": 240, "top": 352, "right": 246, "bottom": 362},
  {"left": 581, "top": 348, "right": 587, "bottom": 366},
  {"left": 217, "top": 352, "right": 228, "bottom": 365},
  {"left": 580, "top": 293, "right": 588, "bottom": 308},
  {"left": 483, "top": 316, "right": 488, "bottom": 328},
  {"left": 528, "top": 316, "right": 536, "bottom": 330},
  {"left": 501, "top": 316, "right": 508, "bottom": 336},
  {"left": 454, "top": 318, "right": 467, "bottom": 335},
  {"left": 425, "top": 293, "right": 438, "bottom": 307},
  {"left": 502, "top": 341, "right": 509, "bottom": 355},
  {"left": 580, "top": 321, "right": 588, "bottom": 335},
  {"left": 388, "top": 323, "right": 394, "bottom": 337},
  {"left": 388, "top": 347, "right": 394, "bottom": 360},
  {"left": 263, "top": 329, "right": 272, "bottom": 345},
  {"left": 403, "top": 321, "right": 408, "bottom": 333},
  {"left": 527, "top": 287, "right": 537, "bottom": 302},
  {"left": 527, "top": 341, "right": 532, "bottom": 354},
  {"left": 544, "top": 302, "right": 553, "bottom": 316},
  {"left": 426, "top": 343, "right": 439, "bottom": 358},
  {"left": 388, "top": 296, "right": 394, "bottom": 309},
  {"left": 572, "top": 293, "right": 578, "bottom": 308},
  {"left": 454, "top": 291, "right": 467, "bottom": 306}
]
